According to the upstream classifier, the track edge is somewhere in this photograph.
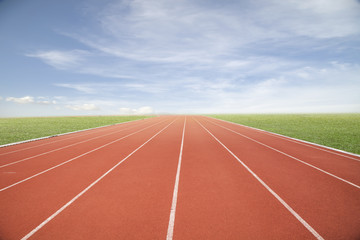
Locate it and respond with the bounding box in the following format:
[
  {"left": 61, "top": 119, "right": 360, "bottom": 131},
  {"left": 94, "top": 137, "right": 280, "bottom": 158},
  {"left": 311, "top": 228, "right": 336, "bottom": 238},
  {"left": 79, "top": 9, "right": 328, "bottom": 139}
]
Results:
[
  {"left": 0, "top": 117, "right": 150, "bottom": 148},
  {"left": 205, "top": 115, "right": 360, "bottom": 158}
]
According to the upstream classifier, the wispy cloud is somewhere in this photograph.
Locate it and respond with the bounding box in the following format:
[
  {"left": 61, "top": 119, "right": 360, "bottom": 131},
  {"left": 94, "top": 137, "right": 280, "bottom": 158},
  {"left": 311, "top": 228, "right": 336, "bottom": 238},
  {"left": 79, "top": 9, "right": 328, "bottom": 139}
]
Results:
[
  {"left": 30, "top": 0, "right": 360, "bottom": 73},
  {"left": 5, "top": 96, "right": 57, "bottom": 105},
  {"left": 26, "top": 50, "right": 89, "bottom": 70},
  {"left": 261, "top": 0, "right": 360, "bottom": 39},
  {"left": 72, "top": 0, "right": 360, "bottom": 63},
  {"left": 55, "top": 83, "right": 99, "bottom": 94},
  {"left": 66, "top": 103, "right": 99, "bottom": 111},
  {"left": 6, "top": 96, "right": 35, "bottom": 104},
  {"left": 37, "top": 100, "right": 57, "bottom": 105},
  {"left": 198, "top": 62, "right": 360, "bottom": 113},
  {"left": 119, "top": 106, "right": 154, "bottom": 115},
  {"left": 55, "top": 82, "right": 168, "bottom": 94},
  {"left": 21, "top": 0, "right": 360, "bottom": 115}
]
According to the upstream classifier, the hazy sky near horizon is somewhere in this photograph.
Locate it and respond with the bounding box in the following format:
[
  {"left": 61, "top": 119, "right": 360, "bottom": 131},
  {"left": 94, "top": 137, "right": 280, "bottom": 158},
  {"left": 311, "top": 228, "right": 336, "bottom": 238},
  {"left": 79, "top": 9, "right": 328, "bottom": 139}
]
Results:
[{"left": 1, "top": 0, "right": 360, "bottom": 116}]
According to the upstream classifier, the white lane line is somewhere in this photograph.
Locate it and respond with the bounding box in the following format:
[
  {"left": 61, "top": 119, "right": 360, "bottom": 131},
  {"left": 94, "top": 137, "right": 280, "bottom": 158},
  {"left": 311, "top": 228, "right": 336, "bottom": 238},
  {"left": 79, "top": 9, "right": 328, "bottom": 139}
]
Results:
[
  {"left": 206, "top": 119, "right": 360, "bottom": 190},
  {"left": 0, "top": 120, "right": 149, "bottom": 168},
  {"left": 21, "top": 119, "right": 175, "bottom": 240},
  {"left": 206, "top": 116, "right": 360, "bottom": 161},
  {"left": 195, "top": 119, "right": 324, "bottom": 240},
  {"left": 0, "top": 119, "right": 167, "bottom": 192},
  {"left": 0, "top": 118, "right": 148, "bottom": 156},
  {"left": 166, "top": 117, "right": 186, "bottom": 240}
]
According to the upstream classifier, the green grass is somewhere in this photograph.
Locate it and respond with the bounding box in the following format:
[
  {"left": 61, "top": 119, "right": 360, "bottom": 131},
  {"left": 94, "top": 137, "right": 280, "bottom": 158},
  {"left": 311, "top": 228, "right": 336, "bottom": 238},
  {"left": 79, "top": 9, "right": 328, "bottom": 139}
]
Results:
[
  {"left": 209, "top": 114, "right": 360, "bottom": 155},
  {"left": 0, "top": 115, "right": 153, "bottom": 145}
]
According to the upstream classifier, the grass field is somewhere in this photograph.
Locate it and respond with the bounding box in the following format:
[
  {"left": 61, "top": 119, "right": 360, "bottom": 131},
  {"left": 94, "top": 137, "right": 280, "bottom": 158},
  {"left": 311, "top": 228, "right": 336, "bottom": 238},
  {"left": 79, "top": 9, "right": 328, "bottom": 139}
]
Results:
[
  {"left": 0, "top": 115, "right": 152, "bottom": 146},
  {"left": 210, "top": 114, "right": 360, "bottom": 155}
]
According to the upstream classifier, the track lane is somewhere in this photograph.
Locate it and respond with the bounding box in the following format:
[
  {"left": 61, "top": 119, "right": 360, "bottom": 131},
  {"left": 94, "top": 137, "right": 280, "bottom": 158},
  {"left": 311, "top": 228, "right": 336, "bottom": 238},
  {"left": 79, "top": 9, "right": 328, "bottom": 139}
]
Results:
[
  {"left": 21, "top": 117, "right": 183, "bottom": 239},
  {"left": 0, "top": 121, "right": 149, "bottom": 168},
  {"left": 0, "top": 118, "right": 167, "bottom": 190},
  {"left": 173, "top": 117, "right": 316, "bottom": 239},
  {"left": 1, "top": 115, "right": 359, "bottom": 239},
  {"left": 204, "top": 118, "right": 360, "bottom": 189},
  {"left": 0, "top": 117, "right": 157, "bottom": 164},
  {"left": 197, "top": 117, "right": 360, "bottom": 239},
  {"left": 0, "top": 117, "right": 174, "bottom": 239},
  {"left": 166, "top": 117, "right": 186, "bottom": 240},
  {"left": 207, "top": 116, "right": 360, "bottom": 160},
  {"left": 0, "top": 118, "right": 147, "bottom": 155},
  {"left": 204, "top": 117, "right": 360, "bottom": 186}
]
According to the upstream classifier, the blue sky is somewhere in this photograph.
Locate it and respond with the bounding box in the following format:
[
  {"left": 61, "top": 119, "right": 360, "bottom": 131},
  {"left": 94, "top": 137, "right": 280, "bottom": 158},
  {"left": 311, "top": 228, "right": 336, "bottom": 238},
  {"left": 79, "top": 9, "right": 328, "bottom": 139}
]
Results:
[{"left": 1, "top": 0, "right": 360, "bottom": 117}]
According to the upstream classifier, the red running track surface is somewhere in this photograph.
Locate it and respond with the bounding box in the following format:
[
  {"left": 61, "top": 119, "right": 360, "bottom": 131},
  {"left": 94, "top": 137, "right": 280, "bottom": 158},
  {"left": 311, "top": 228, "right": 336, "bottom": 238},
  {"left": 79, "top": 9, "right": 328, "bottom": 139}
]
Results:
[{"left": 0, "top": 116, "right": 359, "bottom": 240}]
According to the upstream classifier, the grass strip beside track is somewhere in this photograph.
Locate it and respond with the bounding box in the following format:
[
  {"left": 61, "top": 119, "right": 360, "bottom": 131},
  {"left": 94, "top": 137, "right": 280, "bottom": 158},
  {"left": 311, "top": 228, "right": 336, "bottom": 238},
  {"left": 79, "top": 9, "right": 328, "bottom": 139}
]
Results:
[
  {"left": 209, "top": 114, "right": 360, "bottom": 155},
  {"left": 0, "top": 115, "right": 153, "bottom": 145}
]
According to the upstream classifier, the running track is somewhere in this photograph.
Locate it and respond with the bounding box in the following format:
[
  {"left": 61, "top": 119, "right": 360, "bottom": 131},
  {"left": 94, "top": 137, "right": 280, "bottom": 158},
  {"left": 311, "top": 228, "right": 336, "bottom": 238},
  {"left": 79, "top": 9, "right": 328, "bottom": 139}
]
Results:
[{"left": 1, "top": 116, "right": 359, "bottom": 239}]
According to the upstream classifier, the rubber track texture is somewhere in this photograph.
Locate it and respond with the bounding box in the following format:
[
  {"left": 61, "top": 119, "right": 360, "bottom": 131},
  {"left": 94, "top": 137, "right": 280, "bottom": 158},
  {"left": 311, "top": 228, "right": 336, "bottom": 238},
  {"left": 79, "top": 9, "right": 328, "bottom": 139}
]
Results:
[{"left": 0, "top": 116, "right": 359, "bottom": 240}]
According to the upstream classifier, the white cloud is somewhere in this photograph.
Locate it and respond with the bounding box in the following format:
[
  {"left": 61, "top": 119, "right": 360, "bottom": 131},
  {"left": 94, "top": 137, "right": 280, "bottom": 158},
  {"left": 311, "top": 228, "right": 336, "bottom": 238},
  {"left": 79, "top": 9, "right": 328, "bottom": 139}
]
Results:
[
  {"left": 119, "top": 106, "right": 154, "bottom": 115},
  {"left": 0, "top": 96, "right": 3, "bottom": 101},
  {"left": 53, "top": 96, "right": 67, "bottom": 100},
  {"left": 35, "top": 97, "right": 57, "bottom": 105},
  {"left": 223, "top": 61, "right": 251, "bottom": 69},
  {"left": 55, "top": 83, "right": 98, "bottom": 94},
  {"left": 20, "top": 0, "right": 360, "bottom": 115},
  {"left": 118, "top": 108, "right": 134, "bottom": 115},
  {"left": 26, "top": 50, "right": 89, "bottom": 70},
  {"left": 55, "top": 82, "right": 167, "bottom": 94},
  {"left": 136, "top": 106, "right": 154, "bottom": 114},
  {"left": 72, "top": 1, "right": 244, "bottom": 64},
  {"left": 28, "top": 0, "right": 360, "bottom": 73},
  {"left": 5, "top": 96, "right": 58, "bottom": 105},
  {"left": 6, "top": 96, "right": 35, "bottom": 104},
  {"left": 29, "top": 1, "right": 360, "bottom": 85},
  {"left": 68, "top": 0, "right": 360, "bottom": 67},
  {"left": 37, "top": 100, "right": 57, "bottom": 105},
  {"left": 203, "top": 63, "right": 360, "bottom": 113},
  {"left": 265, "top": 0, "right": 360, "bottom": 38},
  {"left": 66, "top": 103, "right": 99, "bottom": 111}
]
